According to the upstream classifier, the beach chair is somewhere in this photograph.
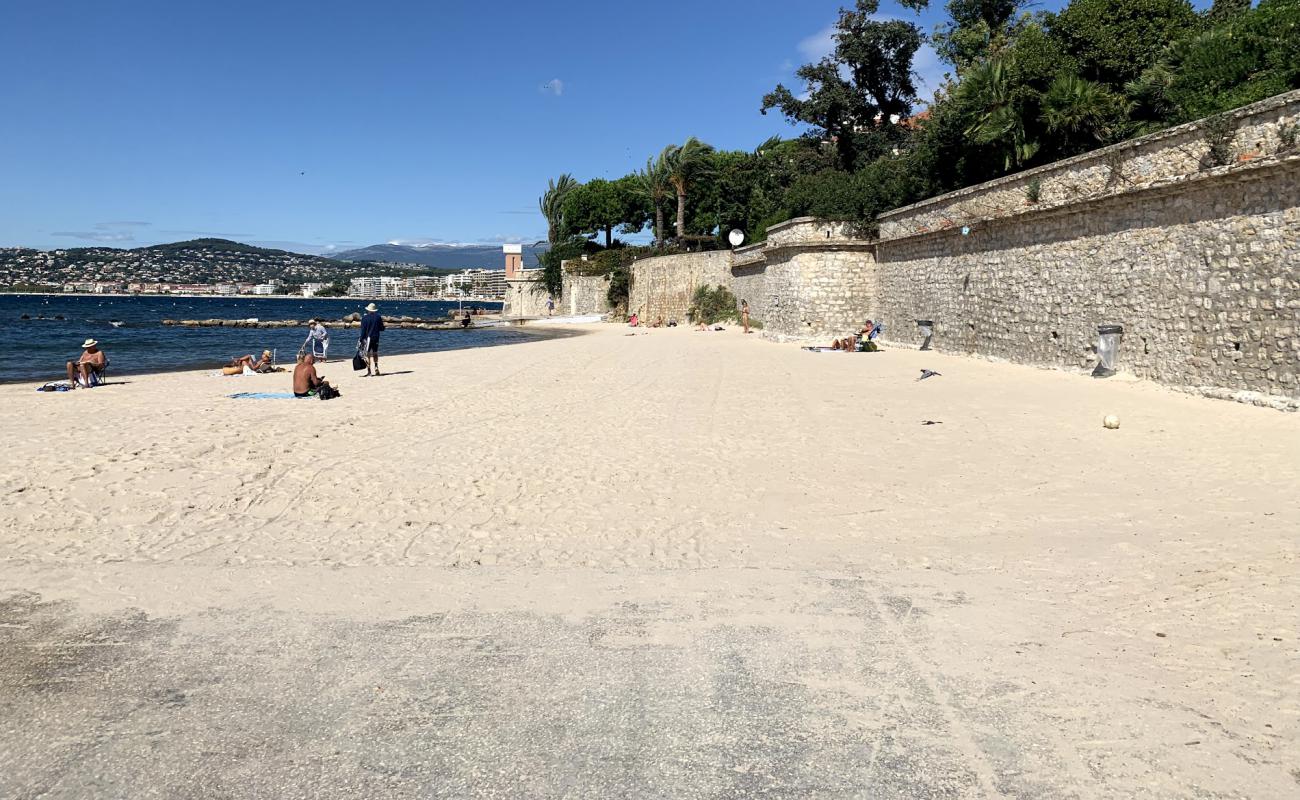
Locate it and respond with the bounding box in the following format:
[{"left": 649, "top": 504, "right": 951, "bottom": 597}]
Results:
[{"left": 77, "top": 357, "right": 109, "bottom": 388}]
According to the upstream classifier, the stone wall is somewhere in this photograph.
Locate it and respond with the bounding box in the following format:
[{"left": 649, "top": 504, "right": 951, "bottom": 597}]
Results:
[
  {"left": 503, "top": 270, "right": 615, "bottom": 318},
  {"left": 878, "top": 91, "right": 1300, "bottom": 241},
  {"left": 873, "top": 155, "right": 1300, "bottom": 404},
  {"left": 503, "top": 271, "right": 552, "bottom": 318},
  {"left": 628, "top": 251, "right": 732, "bottom": 323},
  {"left": 561, "top": 272, "right": 613, "bottom": 316},
  {"left": 616, "top": 91, "right": 1300, "bottom": 407}
]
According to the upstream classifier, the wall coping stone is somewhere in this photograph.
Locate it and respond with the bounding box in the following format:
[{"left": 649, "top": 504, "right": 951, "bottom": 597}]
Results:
[
  {"left": 877, "top": 89, "right": 1300, "bottom": 226},
  {"left": 875, "top": 149, "right": 1300, "bottom": 249}
]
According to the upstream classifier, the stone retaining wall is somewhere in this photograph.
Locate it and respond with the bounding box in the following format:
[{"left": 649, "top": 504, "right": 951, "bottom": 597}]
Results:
[
  {"left": 878, "top": 90, "right": 1300, "bottom": 241},
  {"left": 616, "top": 92, "right": 1300, "bottom": 406},
  {"left": 562, "top": 272, "right": 613, "bottom": 316},
  {"left": 873, "top": 155, "right": 1300, "bottom": 404},
  {"left": 628, "top": 251, "right": 732, "bottom": 323}
]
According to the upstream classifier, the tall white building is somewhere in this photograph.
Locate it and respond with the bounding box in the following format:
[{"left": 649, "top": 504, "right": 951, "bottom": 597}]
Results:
[{"left": 349, "top": 276, "right": 411, "bottom": 298}]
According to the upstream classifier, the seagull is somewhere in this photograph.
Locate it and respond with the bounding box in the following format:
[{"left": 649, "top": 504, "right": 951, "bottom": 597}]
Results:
[{"left": 918, "top": 369, "right": 942, "bottom": 381}]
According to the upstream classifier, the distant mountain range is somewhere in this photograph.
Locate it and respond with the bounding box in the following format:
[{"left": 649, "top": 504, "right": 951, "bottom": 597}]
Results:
[{"left": 331, "top": 242, "right": 548, "bottom": 270}]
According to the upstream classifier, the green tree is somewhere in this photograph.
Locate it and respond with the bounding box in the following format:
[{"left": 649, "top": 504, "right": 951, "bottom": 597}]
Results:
[
  {"left": 538, "top": 174, "right": 577, "bottom": 244},
  {"left": 1040, "top": 74, "right": 1128, "bottom": 154},
  {"left": 561, "top": 177, "right": 648, "bottom": 247},
  {"left": 1129, "top": 0, "right": 1300, "bottom": 123},
  {"left": 637, "top": 154, "right": 675, "bottom": 244},
  {"left": 761, "top": 0, "right": 923, "bottom": 170},
  {"left": 958, "top": 56, "right": 1041, "bottom": 169},
  {"left": 906, "top": 0, "right": 1029, "bottom": 71},
  {"left": 662, "top": 137, "right": 715, "bottom": 239},
  {"left": 1048, "top": 0, "right": 1198, "bottom": 87}
]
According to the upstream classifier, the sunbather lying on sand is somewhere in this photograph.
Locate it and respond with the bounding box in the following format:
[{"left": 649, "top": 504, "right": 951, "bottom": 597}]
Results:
[{"left": 224, "top": 350, "right": 274, "bottom": 374}]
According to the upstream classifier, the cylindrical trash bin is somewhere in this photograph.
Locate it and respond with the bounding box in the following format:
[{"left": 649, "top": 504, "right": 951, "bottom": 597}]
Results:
[
  {"left": 1092, "top": 324, "right": 1124, "bottom": 378},
  {"left": 916, "top": 320, "right": 934, "bottom": 351}
]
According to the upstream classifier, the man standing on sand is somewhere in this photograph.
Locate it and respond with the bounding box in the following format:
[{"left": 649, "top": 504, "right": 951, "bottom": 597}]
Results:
[
  {"left": 293, "top": 353, "right": 324, "bottom": 397},
  {"left": 66, "top": 338, "right": 106, "bottom": 388},
  {"left": 358, "top": 302, "right": 385, "bottom": 377}
]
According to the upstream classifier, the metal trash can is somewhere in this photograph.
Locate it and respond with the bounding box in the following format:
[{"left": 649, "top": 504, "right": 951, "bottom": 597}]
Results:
[
  {"left": 1092, "top": 324, "right": 1124, "bottom": 378},
  {"left": 916, "top": 319, "right": 934, "bottom": 351}
]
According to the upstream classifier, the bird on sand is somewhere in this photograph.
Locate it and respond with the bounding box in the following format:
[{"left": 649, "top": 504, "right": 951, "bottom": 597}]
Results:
[{"left": 918, "top": 369, "right": 942, "bottom": 381}]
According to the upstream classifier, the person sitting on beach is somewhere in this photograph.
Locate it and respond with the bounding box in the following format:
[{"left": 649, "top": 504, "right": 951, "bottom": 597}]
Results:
[
  {"left": 628, "top": 312, "right": 639, "bottom": 327},
  {"left": 66, "top": 338, "right": 107, "bottom": 388},
  {"left": 293, "top": 354, "right": 325, "bottom": 397},
  {"left": 227, "top": 350, "right": 273, "bottom": 373}
]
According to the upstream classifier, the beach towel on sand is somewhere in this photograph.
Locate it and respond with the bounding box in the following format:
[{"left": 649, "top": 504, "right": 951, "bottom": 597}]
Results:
[{"left": 227, "top": 391, "right": 302, "bottom": 400}]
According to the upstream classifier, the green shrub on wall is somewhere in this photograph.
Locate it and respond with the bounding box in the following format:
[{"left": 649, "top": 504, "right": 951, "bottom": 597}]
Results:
[{"left": 689, "top": 284, "right": 740, "bottom": 324}]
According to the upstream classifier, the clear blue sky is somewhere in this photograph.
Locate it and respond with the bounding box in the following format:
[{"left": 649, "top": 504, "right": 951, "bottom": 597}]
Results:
[{"left": 1, "top": 0, "right": 1072, "bottom": 253}]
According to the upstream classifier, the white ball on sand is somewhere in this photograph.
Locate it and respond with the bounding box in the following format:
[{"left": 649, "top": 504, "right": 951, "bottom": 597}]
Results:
[{"left": 1103, "top": 415, "right": 1121, "bottom": 430}]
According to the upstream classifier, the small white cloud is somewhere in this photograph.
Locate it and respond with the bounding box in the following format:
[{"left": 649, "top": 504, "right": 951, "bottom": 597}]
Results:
[
  {"left": 540, "top": 78, "right": 564, "bottom": 96},
  {"left": 797, "top": 25, "right": 837, "bottom": 62},
  {"left": 52, "top": 231, "right": 136, "bottom": 243}
]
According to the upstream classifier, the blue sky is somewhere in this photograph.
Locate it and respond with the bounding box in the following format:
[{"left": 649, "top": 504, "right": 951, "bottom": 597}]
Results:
[{"left": 1, "top": 0, "right": 1070, "bottom": 253}]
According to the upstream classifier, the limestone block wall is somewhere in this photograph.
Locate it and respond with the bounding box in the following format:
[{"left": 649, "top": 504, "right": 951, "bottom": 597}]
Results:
[
  {"left": 878, "top": 90, "right": 1300, "bottom": 241},
  {"left": 503, "top": 273, "right": 552, "bottom": 318},
  {"left": 874, "top": 156, "right": 1300, "bottom": 401},
  {"left": 628, "top": 251, "right": 732, "bottom": 323},
  {"left": 561, "top": 272, "right": 613, "bottom": 316},
  {"left": 733, "top": 247, "right": 876, "bottom": 340}
]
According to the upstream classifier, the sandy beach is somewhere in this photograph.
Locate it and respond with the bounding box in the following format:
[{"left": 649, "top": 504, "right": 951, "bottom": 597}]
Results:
[{"left": 2, "top": 323, "right": 1297, "bottom": 798}]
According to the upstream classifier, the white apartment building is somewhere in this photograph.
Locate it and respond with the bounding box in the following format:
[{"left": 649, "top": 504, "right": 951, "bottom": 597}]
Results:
[
  {"left": 349, "top": 276, "right": 411, "bottom": 298},
  {"left": 301, "top": 282, "right": 327, "bottom": 298},
  {"left": 252, "top": 284, "right": 277, "bottom": 295},
  {"left": 441, "top": 269, "right": 506, "bottom": 299}
]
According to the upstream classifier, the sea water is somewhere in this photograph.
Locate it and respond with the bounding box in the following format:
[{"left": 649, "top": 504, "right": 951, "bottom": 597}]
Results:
[{"left": 0, "top": 294, "right": 530, "bottom": 383}]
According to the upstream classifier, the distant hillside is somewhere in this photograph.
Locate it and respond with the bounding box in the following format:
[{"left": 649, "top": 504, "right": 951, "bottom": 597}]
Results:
[
  {"left": 332, "top": 242, "right": 548, "bottom": 270},
  {"left": 0, "top": 238, "right": 458, "bottom": 289}
]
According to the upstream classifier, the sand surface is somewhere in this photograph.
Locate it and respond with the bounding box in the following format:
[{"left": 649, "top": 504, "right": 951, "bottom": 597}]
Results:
[{"left": 1, "top": 324, "right": 1297, "bottom": 798}]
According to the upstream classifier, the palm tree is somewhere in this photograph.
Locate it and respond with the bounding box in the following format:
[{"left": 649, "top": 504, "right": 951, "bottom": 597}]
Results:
[
  {"left": 959, "top": 57, "right": 1039, "bottom": 170},
  {"left": 662, "top": 137, "right": 715, "bottom": 240},
  {"left": 637, "top": 154, "right": 673, "bottom": 245},
  {"left": 1041, "top": 74, "right": 1125, "bottom": 154},
  {"left": 538, "top": 174, "right": 577, "bottom": 244}
]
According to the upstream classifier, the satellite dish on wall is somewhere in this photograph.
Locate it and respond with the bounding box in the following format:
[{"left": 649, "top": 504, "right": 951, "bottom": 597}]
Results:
[{"left": 728, "top": 229, "right": 745, "bottom": 248}]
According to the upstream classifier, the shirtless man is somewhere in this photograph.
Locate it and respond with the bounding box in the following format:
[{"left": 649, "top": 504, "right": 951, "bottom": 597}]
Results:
[
  {"left": 293, "top": 354, "right": 324, "bottom": 397},
  {"left": 66, "top": 338, "right": 106, "bottom": 387}
]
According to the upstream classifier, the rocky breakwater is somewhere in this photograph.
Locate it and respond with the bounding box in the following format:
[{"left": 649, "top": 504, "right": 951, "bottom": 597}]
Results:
[{"left": 162, "top": 312, "right": 491, "bottom": 330}]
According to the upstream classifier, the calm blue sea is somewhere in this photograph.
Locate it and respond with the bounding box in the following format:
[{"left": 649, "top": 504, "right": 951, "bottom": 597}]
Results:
[{"left": 0, "top": 294, "right": 525, "bottom": 383}]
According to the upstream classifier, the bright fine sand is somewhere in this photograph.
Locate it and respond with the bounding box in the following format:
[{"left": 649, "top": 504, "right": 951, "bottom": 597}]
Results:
[{"left": 2, "top": 324, "right": 1298, "bottom": 798}]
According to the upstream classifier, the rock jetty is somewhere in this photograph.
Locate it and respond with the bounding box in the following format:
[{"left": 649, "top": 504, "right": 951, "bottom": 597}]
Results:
[{"left": 161, "top": 313, "right": 492, "bottom": 330}]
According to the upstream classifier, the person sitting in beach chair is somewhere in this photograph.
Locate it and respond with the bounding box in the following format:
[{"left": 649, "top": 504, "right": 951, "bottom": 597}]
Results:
[
  {"left": 66, "top": 338, "right": 107, "bottom": 388},
  {"left": 830, "top": 321, "right": 881, "bottom": 352},
  {"left": 293, "top": 354, "right": 328, "bottom": 397}
]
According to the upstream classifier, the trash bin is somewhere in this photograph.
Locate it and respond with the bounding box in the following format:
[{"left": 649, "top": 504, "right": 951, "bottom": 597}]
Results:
[
  {"left": 1092, "top": 324, "right": 1124, "bottom": 378},
  {"left": 916, "top": 319, "right": 934, "bottom": 351}
]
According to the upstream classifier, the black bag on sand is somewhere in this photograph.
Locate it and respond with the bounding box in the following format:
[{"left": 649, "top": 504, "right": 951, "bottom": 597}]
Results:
[
  {"left": 352, "top": 352, "right": 366, "bottom": 371},
  {"left": 317, "top": 382, "right": 340, "bottom": 400}
]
